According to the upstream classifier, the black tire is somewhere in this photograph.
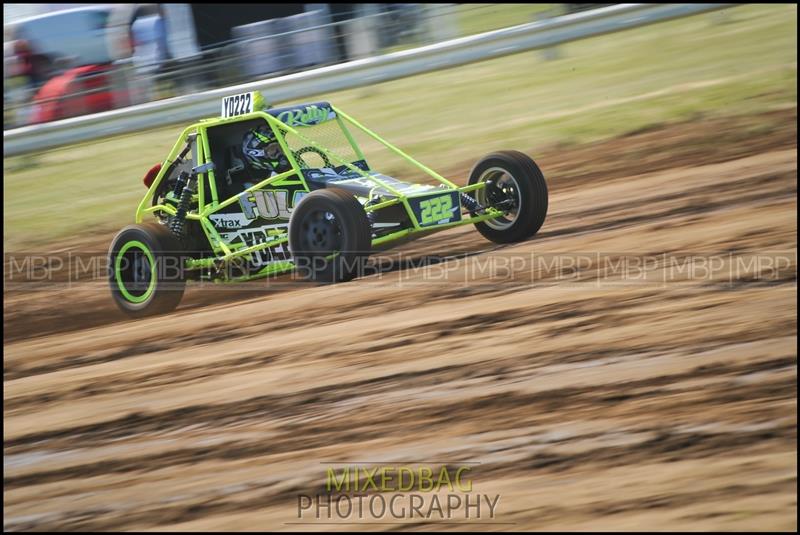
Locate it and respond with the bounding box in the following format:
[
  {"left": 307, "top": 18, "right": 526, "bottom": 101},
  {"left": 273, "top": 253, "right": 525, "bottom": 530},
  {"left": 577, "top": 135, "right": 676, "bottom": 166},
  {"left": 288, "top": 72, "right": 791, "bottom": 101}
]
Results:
[
  {"left": 288, "top": 188, "right": 372, "bottom": 283},
  {"left": 108, "top": 222, "right": 187, "bottom": 317},
  {"left": 467, "top": 150, "right": 548, "bottom": 244}
]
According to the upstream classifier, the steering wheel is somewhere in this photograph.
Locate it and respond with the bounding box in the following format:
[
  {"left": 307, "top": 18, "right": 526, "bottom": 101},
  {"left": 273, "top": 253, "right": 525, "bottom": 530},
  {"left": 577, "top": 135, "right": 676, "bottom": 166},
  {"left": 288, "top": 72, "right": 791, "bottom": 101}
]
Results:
[{"left": 293, "top": 146, "right": 333, "bottom": 169}]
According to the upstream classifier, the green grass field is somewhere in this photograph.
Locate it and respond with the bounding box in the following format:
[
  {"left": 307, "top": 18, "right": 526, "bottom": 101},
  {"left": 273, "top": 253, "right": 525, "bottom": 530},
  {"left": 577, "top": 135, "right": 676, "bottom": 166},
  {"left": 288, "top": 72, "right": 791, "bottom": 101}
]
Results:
[
  {"left": 455, "top": 3, "right": 561, "bottom": 36},
  {"left": 3, "top": 4, "right": 796, "bottom": 250}
]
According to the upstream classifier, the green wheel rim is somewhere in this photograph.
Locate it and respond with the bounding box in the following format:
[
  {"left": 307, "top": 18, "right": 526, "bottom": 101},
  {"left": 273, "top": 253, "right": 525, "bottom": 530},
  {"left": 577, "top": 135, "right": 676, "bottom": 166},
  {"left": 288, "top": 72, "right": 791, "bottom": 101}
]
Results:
[{"left": 115, "top": 240, "right": 156, "bottom": 303}]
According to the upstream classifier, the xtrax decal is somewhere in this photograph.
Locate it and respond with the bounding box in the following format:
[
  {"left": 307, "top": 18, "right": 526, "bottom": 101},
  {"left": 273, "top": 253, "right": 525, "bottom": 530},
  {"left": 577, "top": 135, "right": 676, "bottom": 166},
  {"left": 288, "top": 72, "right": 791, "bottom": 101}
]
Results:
[{"left": 208, "top": 212, "right": 252, "bottom": 229}]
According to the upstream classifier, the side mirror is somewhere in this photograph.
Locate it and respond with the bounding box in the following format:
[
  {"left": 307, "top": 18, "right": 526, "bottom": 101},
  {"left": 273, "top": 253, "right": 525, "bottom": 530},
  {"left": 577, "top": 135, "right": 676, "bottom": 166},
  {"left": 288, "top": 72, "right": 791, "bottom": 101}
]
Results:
[{"left": 192, "top": 162, "right": 215, "bottom": 175}]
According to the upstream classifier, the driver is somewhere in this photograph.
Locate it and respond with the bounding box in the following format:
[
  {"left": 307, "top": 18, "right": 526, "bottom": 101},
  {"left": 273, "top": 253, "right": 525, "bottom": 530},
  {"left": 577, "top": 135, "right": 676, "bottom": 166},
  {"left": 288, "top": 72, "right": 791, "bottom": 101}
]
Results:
[{"left": 242, "top": 124, "right": 291, "bottom": 176}]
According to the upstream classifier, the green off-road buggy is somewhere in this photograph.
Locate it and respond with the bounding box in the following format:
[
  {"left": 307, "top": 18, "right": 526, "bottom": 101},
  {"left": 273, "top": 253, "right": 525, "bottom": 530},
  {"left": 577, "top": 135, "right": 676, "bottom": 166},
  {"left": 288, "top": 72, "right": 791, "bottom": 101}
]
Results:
[{"left": 109, "top": 91, "right": 548, "bottom": 316}]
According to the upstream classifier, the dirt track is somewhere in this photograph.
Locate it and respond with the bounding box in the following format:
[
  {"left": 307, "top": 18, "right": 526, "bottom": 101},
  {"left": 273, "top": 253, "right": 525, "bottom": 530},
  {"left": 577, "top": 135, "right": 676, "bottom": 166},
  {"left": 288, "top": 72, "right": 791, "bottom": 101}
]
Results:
[{"left": 3, "top": 109, "right": 797, "bottom": 531}]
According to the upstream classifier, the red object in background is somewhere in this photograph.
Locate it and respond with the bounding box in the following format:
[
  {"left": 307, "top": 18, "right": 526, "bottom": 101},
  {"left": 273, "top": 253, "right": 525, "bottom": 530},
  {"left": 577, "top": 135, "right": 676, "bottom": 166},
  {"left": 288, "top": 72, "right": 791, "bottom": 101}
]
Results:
[
  {"left": 31, "top": 64, "right": 126, "bottom": 123},
  {"left": 143, "top": 163, "right": 162, "bottom": 188}
]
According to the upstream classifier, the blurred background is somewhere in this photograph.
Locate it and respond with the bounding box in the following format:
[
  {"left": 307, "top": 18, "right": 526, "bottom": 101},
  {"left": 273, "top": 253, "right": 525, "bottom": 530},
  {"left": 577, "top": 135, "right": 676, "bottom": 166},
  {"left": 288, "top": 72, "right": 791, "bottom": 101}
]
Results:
[
  {"left": 4, "top": 3, "right": 796, "bottom": 250},
  {"left": 3, "top": 3, "right": 598, "bottom": 128}
]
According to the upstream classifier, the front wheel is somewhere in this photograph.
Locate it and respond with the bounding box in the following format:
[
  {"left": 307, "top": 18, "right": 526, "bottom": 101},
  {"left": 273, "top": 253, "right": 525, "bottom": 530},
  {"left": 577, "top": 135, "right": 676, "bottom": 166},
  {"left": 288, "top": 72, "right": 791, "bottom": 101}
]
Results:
[
  {"left": 468, "top": 150, "right": 548, "bottom": 244},
  {"left": 288, "top": 188, "right": 372, "bottom": 283},
  {"left": 108, "top": 223, "right": 186, "bottom": 317}
]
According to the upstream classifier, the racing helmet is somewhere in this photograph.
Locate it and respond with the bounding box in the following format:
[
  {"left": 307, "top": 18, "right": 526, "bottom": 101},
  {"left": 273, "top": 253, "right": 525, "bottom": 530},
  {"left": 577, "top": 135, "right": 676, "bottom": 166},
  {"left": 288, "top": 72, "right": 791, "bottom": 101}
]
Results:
[{"left": 242, "top": 125, "right": 283, "bottom": 170}]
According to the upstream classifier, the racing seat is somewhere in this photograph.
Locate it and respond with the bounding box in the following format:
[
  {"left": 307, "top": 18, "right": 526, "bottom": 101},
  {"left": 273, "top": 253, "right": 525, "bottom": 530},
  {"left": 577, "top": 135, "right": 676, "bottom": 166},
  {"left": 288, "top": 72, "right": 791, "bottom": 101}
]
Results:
[
  {"left": 224, "top": 144, "right": 249, "bottom": 186},
  {"left": 219, "top": 143, "right": 273, "bottom": 198},
  {"left": 207, "top": 118, "right": 275, "bottom": 199}
]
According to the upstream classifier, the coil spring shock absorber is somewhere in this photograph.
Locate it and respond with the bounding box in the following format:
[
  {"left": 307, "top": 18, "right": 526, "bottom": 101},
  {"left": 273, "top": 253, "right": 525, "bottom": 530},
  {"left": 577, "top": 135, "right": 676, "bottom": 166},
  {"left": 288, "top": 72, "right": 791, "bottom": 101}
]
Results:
[
  {"left": 460, "top": 191, "right": 482, "bottom": 213},
  {"left": 169, "top": 174, "right": 197, "bottom": 238},
  {"left": 436, "top": 184, "right": 483, "bottom": 213},
  {"left": 172, "top": 170, "right": 188, "bottom": 198}
]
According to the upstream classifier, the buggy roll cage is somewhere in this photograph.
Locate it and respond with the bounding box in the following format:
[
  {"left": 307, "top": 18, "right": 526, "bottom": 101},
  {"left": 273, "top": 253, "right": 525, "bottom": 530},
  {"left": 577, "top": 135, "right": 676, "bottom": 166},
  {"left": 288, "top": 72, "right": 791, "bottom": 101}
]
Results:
[{"left": 135, "top": 103, "right": 505, "bottom": 281}]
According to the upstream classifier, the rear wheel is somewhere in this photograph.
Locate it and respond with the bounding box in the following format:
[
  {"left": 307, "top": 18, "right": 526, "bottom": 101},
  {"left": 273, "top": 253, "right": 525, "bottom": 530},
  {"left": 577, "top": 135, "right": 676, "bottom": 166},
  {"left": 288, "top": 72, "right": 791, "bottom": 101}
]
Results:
[
  {"left": 108, "top": 223, "right": 186, "bottom": 317},
  {"left": 468, "top": 150, "right": 548, "bottom": 243},
  {"left": 288, "top": 188, "right": 372, "bottom": 282}
]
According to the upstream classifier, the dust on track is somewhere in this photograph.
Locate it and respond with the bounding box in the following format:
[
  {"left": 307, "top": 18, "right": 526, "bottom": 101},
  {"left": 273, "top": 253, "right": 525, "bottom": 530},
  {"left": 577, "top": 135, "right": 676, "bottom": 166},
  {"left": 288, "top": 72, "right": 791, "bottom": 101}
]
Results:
[{"left": 3, "top": 109, "right": 797, "bottom": 531}]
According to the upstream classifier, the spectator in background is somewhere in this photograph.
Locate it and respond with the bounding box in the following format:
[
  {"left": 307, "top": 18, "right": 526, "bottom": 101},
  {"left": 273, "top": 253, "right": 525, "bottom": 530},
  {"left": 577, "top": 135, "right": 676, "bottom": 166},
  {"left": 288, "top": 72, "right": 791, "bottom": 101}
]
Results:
[
  {"left": 5, "top": 39, "right": 52, "bottom": 127},
  {"left": 131, "top": 5, "right": 171, "bottom": 75},
  {"left": 13, "top": 39, "right": 51, "bottom": 90},
  {"left": 130, "top": 5, "right": 173, "bottom": 101},
  {"left": 154, "top": 5, "right": 173, "bottom": 73}
]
